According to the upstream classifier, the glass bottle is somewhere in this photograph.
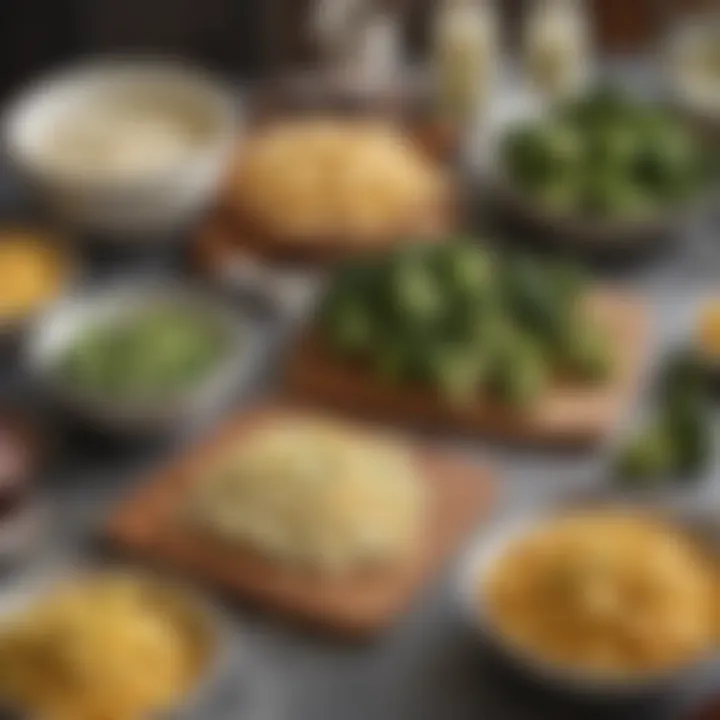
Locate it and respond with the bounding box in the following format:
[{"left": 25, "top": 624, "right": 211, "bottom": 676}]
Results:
[
  {"left": 432, "top": 0, "right": 499, "bottom": 126},
  {"left": 525, "top": 0, "right": 592, "bottom": 99}
]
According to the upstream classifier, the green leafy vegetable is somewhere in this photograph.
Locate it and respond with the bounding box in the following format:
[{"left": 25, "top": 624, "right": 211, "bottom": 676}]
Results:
[
  {"left": 615, "top": 350, "right": 715, "bottom": 487},
  {"left": 320, "top": 241, "right": 613, "bottom": 407},
  {"left": 59, "top": 307, "right": 228, "bottom": 400},
  {"left": 503, "top": 87, "right": 710, "bottom": 220}
]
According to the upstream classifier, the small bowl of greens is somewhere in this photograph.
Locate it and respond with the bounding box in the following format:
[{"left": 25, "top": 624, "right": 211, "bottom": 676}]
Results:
[
  {"left": 492, "top": 88, "right": 718, "bottom": 254},
  {"left": 613, "top": 350, "right": 716, "bottom": 493},
  {"left": 27, "top": 279, "right": 252, "bottom": 434}
]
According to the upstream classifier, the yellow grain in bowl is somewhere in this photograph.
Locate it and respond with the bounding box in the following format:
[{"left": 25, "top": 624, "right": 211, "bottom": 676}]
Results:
[
  {"left": 0, "top": 572, "right": 214, "bottom": 720},
  {"left": 0, "top": 231, "right": 67, "bottom": 323},
  {"left": 697, "top": 299, "right": 720, "bottom": 361},
  {"left": 483, "top": 511, "right": 718, "bottom": 680}
]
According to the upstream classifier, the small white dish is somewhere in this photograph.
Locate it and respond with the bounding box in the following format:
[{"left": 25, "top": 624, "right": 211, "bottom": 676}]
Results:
[{"left": 4, "top": 59, "right": 237, "bottom": 238}]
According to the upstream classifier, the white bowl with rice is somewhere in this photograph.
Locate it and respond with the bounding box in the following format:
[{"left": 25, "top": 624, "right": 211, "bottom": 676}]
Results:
[{"left": 4, "top": 59, "right": 237, "bottom": 238}]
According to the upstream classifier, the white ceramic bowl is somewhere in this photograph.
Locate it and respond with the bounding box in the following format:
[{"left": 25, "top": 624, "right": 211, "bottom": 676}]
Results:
[
  {"left": 4, "top": 59, "right": 237, "bottom": 238},
  {"left": 457, "top": 502, "right": 720, "bottom": 697},
  {"left": 25, "top": 278, "right": 258, "bottom": 435}
]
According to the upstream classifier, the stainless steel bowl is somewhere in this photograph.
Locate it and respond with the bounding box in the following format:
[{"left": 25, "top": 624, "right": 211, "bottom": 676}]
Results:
[
  {"left": 25, "top": 277, "right": 260, "bottom": 435},
  {"left": 477, "top": 101, "right": 719, "bottom": 257},
  {"left": 457, "top": 500, "right": 720, "bottom": 697}
]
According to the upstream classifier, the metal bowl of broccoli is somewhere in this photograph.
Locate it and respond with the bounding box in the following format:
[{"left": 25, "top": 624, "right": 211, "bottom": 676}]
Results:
[{"left": 486, "top": 88, "right": 719, "bottom": 255}]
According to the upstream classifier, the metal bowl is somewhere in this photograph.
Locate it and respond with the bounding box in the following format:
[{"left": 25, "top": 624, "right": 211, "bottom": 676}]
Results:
[
  {"left": 478, "top": 103, "right": 719, "bottom": 258},
  {"left": 457, "top": 500, "right": 720, "bottom": 697},
  {"left": 25, "top": 277, "right": 260, "bottom": 436}
]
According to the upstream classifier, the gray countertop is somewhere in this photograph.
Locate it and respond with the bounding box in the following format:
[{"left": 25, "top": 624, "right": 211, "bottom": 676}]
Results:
[{"left": 2, "top": 64, "right": 719, "bottom": 720}]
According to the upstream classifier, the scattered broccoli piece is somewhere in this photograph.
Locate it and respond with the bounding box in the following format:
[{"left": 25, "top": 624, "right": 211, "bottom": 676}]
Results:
[
  {"left": 661, "top": 350, "right": 709, "bottom": 406},
  {"left": 667, "top": 395, "right": 713, "bottom": 478},
  {"left": 615, "top": 348, "right": 715, "bottom": 487},
  {"left": 616, "top": 424, "right": 677, "bottom": 484}
]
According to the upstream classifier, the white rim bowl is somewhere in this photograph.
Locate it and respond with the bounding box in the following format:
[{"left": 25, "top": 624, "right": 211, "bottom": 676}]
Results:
[
  {"left": 457, "top": 505, "right": 719, "bottom": 696},
  {"left": 4, "top": 59, "right": 238, "bottom": 235}
]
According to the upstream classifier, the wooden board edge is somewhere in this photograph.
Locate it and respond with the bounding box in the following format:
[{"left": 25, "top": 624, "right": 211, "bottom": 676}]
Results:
[
  {"left": 104, "top": 406, "right": 497, "bottom": 637},
  {"left": 282, "top": 292, "right": 650, "bottom": 447}
]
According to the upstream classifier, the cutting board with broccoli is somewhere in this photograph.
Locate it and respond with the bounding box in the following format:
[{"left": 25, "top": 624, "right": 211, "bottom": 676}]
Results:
[{"left": 285, "top": 242, "right": 649, "bottom": 445}]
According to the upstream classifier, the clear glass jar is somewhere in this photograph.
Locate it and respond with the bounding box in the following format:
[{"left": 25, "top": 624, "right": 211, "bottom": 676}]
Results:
[
  {"left": 525, "top": 0, "right": 592, "bottom": 99},
  {"left": 432, "top": 0, "right": 499, "bottom": 126}
]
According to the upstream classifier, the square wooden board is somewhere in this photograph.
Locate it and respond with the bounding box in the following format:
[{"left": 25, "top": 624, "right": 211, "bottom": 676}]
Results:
[
  {"left": 285, "top": 292, "right": 649, "bottom": 446},
  {"left": 106, "top": 405, "right": 495, "bottom": 637}
]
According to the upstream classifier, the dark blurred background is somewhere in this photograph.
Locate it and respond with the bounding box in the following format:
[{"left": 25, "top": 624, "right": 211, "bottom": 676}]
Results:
[{"left": 0, "top": 0, "right": 715, "bottom": 100}]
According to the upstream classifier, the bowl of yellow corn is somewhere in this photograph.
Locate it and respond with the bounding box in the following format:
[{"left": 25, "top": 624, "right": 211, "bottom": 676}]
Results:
[
  {"left": 696, "top": 298, "right": 720, "bottom": 376},
  {"left": 0, "top": 228, "right": 73, "bottom": 336}
]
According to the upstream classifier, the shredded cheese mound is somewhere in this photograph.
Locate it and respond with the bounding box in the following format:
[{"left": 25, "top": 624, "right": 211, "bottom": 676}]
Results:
[{"left": 189, "top": 419, "right": 425, "bottom": 573}]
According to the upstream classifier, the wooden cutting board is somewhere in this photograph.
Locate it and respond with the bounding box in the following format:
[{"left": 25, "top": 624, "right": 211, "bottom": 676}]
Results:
[
  {"left": 194, "top": 189, "right": 454, "bottom": 271},
  {"left": 107, "top": 405, "right": 495, "bottom": 637},
  {"left": 285, "top": 292, "right": 649, "bottom": 446}
]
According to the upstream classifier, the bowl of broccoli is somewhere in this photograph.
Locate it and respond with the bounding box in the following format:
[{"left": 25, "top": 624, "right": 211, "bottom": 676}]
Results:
[{"left": 492, "top": 88, "right": 718, "bottom": 253}]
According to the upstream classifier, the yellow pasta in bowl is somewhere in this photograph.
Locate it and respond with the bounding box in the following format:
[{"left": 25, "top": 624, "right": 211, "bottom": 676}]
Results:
[
  {"left": 0, "top": 229, "right": 70, "bottom": 328},
  {"left": 0, "top": 571, "right": 218, "bottom": 720},
  {"left": 461, "top": 508, "right": 718, "bottom": 692}
]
